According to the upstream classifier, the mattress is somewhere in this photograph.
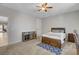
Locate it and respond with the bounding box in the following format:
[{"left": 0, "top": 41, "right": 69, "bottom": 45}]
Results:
[{"left": 42, "top": 32, "right": 66, "bottom": 44}]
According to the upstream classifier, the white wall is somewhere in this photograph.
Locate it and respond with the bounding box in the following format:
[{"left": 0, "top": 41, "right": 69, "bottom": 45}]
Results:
[
  {"left": 8, "top": 13, "right": 37, "bottom": 44},
  {"left": 35, "top": 19, "right": 42, "bottom": 36},
  {"left": 42, "top": 11, "right": 79, "bottom": 34},
  {"left": 0, "top": 5, "right": 42, "bottom": 45}
]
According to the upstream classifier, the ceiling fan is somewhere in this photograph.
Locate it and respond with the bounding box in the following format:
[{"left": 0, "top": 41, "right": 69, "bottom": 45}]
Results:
[{"left": 37, "top": 3, "right": 53, "bottom": 12}]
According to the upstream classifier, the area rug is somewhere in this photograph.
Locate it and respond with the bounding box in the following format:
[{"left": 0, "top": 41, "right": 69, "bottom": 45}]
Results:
[{"left": 37, "top": 43, "right": 62, "bottom": 55}]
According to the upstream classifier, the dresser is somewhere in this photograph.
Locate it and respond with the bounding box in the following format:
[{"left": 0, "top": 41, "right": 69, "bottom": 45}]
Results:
[
  {"left": 22, "top": 31, "right": 37, "bottom": 42},
  {"left": 68, "top": 33, "right": 75, "bottom": 43}
]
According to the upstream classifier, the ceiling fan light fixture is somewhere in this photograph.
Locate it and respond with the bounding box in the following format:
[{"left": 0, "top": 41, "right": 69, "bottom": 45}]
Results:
[
  {"left": 41, "top": 7, "right": 45, "bottom": 11},
  {"left": 37, "top": 3, "right": 53, "bottom": 12}
]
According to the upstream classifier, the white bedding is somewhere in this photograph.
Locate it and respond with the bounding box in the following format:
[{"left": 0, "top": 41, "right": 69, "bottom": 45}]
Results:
[{"left": 42, "top": 32, "right": 66, "bottom": 44}]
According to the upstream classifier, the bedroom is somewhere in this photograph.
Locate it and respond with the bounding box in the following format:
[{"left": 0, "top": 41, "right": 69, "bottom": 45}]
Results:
[{"left": 0, "top": 3, "right": 79, "bottom": 55}]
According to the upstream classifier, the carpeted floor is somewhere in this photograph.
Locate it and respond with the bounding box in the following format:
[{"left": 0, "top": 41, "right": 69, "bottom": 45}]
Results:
[{"left": 0, "top": 39, "right": 77, "bottom": 55}]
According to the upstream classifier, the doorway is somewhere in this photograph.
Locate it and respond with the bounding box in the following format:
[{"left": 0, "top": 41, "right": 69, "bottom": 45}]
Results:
[{"left": 0, "top": 16, "right": 8, "bottom": 47}]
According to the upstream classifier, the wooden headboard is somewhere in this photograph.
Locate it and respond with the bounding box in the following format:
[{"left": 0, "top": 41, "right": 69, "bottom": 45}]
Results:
[{"left": 51, "top": 28, "right": 65, "bottom": 33}]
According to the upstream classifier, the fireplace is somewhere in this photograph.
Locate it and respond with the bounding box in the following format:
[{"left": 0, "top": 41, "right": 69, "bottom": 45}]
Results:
[{"left": 22, "top": 31, "right": 37, "bottom": 42}]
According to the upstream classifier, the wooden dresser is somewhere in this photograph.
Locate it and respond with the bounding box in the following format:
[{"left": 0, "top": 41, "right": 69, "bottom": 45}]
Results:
[
  {"left": 22, "top": 31, "right": 37, "bottom": 42},
  {"left": 68, "top": 33, "right": 75, "bottom": 43}
]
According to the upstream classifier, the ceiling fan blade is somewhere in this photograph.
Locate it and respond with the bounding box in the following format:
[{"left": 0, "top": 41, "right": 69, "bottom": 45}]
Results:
[
  {"left": 38, "top": 9, "right": 41, "bottom": 11},
  {"left": 45, "top": 3, "right": 48, "bottom": 6},
  {"left": 45, "top": 10, "right": 47, "bottom": 12},
  {"left": 42, "top": 3, "right": 47, "bottom": 7},
  {"left": 47, "top": 7, "right": 53, "bottom": 8},
  {"left": 42, "top": 4, "right": 44, "bottom": 7},
  {"left": 36, "top": 6, "right": 40, "bottom": 7}
]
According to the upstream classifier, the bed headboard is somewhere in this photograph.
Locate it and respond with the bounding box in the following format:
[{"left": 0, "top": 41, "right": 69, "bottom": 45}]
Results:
[{"left": 51, "top": 28, "right": 65, "bottom": 33}]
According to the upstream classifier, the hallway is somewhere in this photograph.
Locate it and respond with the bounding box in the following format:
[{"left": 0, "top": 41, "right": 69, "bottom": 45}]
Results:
[{"left": 0, "top": 32, "right": 8, "bottom": 47}]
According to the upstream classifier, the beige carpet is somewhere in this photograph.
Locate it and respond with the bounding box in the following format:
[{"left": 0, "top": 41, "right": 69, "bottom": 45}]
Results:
[{"left": 0, "top": 39, "right": 77, "bottom": 55}]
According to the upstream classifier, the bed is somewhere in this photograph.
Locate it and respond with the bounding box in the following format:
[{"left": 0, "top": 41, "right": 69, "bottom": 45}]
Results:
[{"left": 42, "top": 28, "right": 66, "bottom": 48}]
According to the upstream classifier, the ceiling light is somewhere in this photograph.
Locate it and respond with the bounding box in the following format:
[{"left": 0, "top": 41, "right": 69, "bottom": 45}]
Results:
[{"left": 36, "top": 3, "right": 53, "bottom": 12}]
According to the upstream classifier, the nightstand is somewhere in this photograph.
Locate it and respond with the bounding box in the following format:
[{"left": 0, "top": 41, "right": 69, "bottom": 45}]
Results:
[{"left": 68, "top": 33, "right": 75, "bottom": 43}]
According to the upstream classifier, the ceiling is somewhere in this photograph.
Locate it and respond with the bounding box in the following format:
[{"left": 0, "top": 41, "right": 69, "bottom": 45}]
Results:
[{"left": 0, "top": 3, "right": 79, "bottom": 18}]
